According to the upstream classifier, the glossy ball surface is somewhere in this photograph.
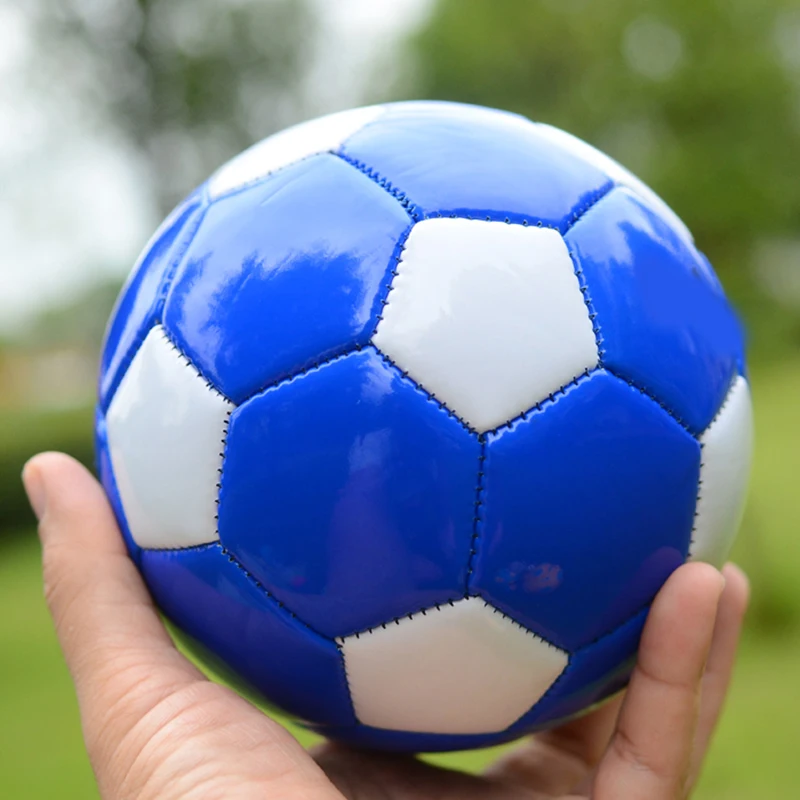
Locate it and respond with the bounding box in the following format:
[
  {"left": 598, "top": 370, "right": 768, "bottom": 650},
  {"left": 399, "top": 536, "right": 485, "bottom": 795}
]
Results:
[{"left": 96, "top": 101, "right": 753, "bottom": 752}]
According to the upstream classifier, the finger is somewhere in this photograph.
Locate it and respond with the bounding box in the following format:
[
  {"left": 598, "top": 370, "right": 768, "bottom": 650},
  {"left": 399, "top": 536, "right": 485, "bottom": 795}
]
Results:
[
  {"left": 24, "top": 453, "right": 341, "bottom": 799},
  {"left": 484, "top": 694, "right": 623, "bottom": 795},
  {"left": 24, "top": 452, "right": 204, "bottom": 708},
  {"left": 593, "top": 562, "right": 725, "bottom": 800},
  {"left": 686, "top": 563, "right": 750, "bottom": 790}
]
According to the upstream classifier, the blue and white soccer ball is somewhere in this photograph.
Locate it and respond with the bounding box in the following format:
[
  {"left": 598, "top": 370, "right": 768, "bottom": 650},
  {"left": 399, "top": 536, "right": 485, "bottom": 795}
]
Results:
[{"left": 96, "top": 101, "right": 753, "bottom": 752}]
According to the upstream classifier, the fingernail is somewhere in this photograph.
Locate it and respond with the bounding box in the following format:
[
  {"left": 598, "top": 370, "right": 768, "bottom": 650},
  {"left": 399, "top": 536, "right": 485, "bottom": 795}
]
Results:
[{"left": 22, "top": 461, "right": 47, "bottom": 521}]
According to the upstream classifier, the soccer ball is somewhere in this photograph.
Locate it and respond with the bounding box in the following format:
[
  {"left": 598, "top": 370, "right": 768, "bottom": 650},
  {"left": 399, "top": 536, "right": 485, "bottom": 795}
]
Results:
[{"left": 96, "top": 101, "right": 753, "bottom": 752}]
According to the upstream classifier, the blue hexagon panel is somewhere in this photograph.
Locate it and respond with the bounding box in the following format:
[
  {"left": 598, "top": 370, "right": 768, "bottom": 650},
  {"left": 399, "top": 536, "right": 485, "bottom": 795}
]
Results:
[
  {"left": 162, "top": 154, "right": 412, "bottom": 404},
  {"left": 217, "top": 347, "right": 481, "bottom": 638},
  {"left": 140, "top": 543, "right": 355, "bottom": 727},
  {"left": 566, "top": 188, "right": 745, "bottom": 433},
  {"left": 471, "top": 369, "right": 700, "bottom": 652},
  {"left": 338, "top": 101, "right": 613, "bottom": 229},
  {"left": 98, "top": 190, "right": 207, "bottom": 411}
]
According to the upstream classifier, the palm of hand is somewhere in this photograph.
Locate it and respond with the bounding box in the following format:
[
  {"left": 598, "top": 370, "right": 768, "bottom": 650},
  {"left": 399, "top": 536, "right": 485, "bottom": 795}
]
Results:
[{"left": 24, "top": 453, "right": 749, "bottom": 800}]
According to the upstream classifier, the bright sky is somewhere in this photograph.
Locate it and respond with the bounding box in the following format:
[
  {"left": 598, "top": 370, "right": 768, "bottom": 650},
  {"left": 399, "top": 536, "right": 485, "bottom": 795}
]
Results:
[{"left": 0, "top": 0, "right": 431, "bottom": 335}]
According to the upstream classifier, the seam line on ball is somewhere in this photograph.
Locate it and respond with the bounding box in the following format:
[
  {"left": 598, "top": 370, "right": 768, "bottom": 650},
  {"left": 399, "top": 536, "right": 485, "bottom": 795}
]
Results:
[
  {"left": 214, "top": 408, "right": 233, "bottom": 536},
  {"left": 371, "top": 223, "right": 414, "bottom": 334},
  {"left": 159, "top": 325, "right": 233, "bottom": 402},
  {"left": 238, "top": 345, "right": 365, "bottom": 405},
  {"left": 603, "top": 367, "right": 695, "bottom": 437},
  {"left": 332, "top": 640, "right": 360, "bottom": 725},
  {"left": 218, "top": 546, "right": 336, "bottom": 641},
  {"left": 137, "top": 542, "right": 335, "bottom": 640},
  {"left": 335, "top": 596, "right": 561, "bottom": 646},
  {"left": 567, "top": 248, "right": 605, "bottom": 359},
  {"left": 370, "top": 346, "right": 476, "bottom": 435},
  {"left": 335, "top": 150, "right": 422, "bottom": 221},
  {"left": 101, "top": 204, "right": 209, "bottom": 413},
  {"left": 484, "top": 368, "right": 599, "bottom": 438},
  {"left": 209, "top": 152, "right": 324, "bottom": 203},
  {"left": 336, "top": 106, "right": 389, "bottom": 150},
  {"left": 560, "top": 182, "right": 618, "bottom": 236},
  {"left": 234, "top": 342, "right": 475, "bottom": 436},
  {"left": 336, "top": 597, "right": 459, "bottom": 642},
  {"left": 465, "top": 438, "right": 487, "bottom": 592},
  {"left": 521, "top": 603, "right": 651, "bottom": 728},
  {"left": 688, "top": 374, "right": 740, "bottom": 554}
]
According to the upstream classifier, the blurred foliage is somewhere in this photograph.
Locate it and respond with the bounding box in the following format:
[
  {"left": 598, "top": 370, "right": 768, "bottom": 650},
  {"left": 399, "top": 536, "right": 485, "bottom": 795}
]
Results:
[
  {"left": 404, "top": 0, "right": 800, "bottom": 363},
  {"left": 0, "top": 406, "right": 94, "bottom": 533},
  {"left": 35, "top": 0, "right": 315, "bottom": 212},
  {"left": 25, "top": 278, "right": 123, "bottom": 353}
]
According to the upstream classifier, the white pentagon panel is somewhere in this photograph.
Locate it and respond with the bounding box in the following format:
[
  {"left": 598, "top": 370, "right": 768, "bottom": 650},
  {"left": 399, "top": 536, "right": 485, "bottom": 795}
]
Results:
[
  {"left": 340, "top": 597, "right": 568, "bottom": 735},
  {"left": 691, "top": 376, "right": 754, "bottom": 566},
  {"left": 106, "top": 326, "right": 233, "bottom": 549},
  {"left": 373, "top": 219, "right": 599, "bottom": 432},
  {"left": 535, "top": 123, "right": 693, "bottom": 245},
  {"left": 208, "top": 105, "right": 385, "bottom": 198}
]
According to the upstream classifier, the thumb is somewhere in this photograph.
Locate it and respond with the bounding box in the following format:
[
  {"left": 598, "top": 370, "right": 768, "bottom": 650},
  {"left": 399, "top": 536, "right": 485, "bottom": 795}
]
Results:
[
  {"left": 24, "top": 452, "right": 206, "bottom": 784},
  {"left": 23, "top": 452, "right": 341, "bottom": 800}
]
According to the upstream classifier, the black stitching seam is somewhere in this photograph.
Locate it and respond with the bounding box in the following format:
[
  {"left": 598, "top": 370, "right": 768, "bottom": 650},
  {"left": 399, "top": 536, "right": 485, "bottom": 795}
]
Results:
[
  {"left": 239, "top": 345, "right": 366, "bottom": 404},
  {"left": 398, "top": 184, "right": 615, "bottom": 232},
  {"left": 233, "top": 343, "right": 471, "bottom": 438},
  {"left": 689, "top": 374, "right": 742, "bottom": 552},
  {"left": 210, "top": 105, "right": 394, "bottom": 204},
  {"left": 101, "top": 204, "right": 208, "bottom": 413},
  {"left": 214, "top": 409, "right": 232, "bottom": 529},
  {"left": 464, "top": 438, "right": 487, "bottom": 592},
  {"left": 485, "top": 368, "right": 598, "bottom": 439},
  {"left": 561, "top": 185, "right": 619, "bottom": 360},
  {"left": 157, "top": 325, "right": 234, "bottom": 402},
  {"left": 218, "top": 547, "right": 332, "bottom": 639},
  {"left": 517, "top": 602, "right": 652, "bottom": 726},
  {"left": 603, "top": 367, "right": 695, "bottom": 437},
  {"left": 209, "top": 151, "right": 323, "bottom": 203},
  {"left": 568, "top": 251, "right": 605, "bottom": 359},
  {"left": 560, "top": 181, "right": 617, "bottom": 236},
  {"left": 335, "top": 150, "right": 421, "bottom": 221},
  {"left": 480, "top": 599, "right": 565, "bottom": 652},
  {"left": 372, "top": 224, "right": 413, "bottom": 329},
  {"left": 336, "top": 598, "right": 459, "bottom": 642},
  {"left": 335, "top": 596, "right": 563, "bottom": 649},
  {"left": 370, "top": 347, "right": 475, "bottom": 435},
  {"left": 152, "top": 548, "right": 330, "bottom": 639}
]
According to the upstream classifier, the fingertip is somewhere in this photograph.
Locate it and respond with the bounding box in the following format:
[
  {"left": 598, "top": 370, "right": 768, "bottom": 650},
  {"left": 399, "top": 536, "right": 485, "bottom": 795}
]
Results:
[
  {"left": 662, "top": 561, "right": 727, "bottom": 608},
  {"left": 639, "top": 562, "right": 727, "bottom": 676},
  {"left": 24, "top": 452, "right": 88, "bottom": 529},
  {"left": 721, "top": 562, "right": 750, "bottom": 596},
  {"left": 26, "top": 451, "right": 122, "bottom": 554},
  {"left": 24, "top": 452, "right": 97, "bottom": 510},
  {"left": 22, "top": 458, "right": 47, "bottom": 522}
]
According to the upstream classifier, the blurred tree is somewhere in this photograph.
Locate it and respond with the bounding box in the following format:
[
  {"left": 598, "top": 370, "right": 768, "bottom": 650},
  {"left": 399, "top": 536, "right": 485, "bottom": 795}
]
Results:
[
  {"left": 404, "top": 0, "right": 800, "bottom": 358},
  {"left": 34, "top": 0, "right": 315, "bottom": 213},
  {"left": 25, "top": 277, "right": 124, "bottom": 354}
]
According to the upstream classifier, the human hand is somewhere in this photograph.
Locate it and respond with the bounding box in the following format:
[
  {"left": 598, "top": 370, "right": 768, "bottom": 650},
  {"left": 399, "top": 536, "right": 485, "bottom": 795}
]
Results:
[{"left": 23, "top": 452, "right": 749, "bottom": 800}]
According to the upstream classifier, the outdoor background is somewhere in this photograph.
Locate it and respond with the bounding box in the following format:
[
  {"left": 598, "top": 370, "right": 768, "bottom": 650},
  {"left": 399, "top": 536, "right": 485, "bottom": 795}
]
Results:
[{"left": 1, "top": 1, "right": 799, "bottom": 797}]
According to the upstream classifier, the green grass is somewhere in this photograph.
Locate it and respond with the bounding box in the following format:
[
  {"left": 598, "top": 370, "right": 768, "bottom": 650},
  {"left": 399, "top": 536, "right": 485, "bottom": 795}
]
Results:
[
  {"left": 1, "top": 359, "right": 799, "bottom": 797},
  {"left": 0, "top": 534, "right": 98, "bottom": 799}
]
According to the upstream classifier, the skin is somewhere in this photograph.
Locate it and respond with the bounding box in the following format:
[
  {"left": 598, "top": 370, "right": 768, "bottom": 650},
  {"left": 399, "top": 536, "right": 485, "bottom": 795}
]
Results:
[{"left": 22, "top": 452, "right": 750, "bottom": 800}]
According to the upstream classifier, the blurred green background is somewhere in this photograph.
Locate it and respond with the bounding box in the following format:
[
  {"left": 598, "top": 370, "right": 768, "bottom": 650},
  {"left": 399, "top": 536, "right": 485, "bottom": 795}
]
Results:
[{"left": 1, "top": 0, "right": 799, "bottom": 797}]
